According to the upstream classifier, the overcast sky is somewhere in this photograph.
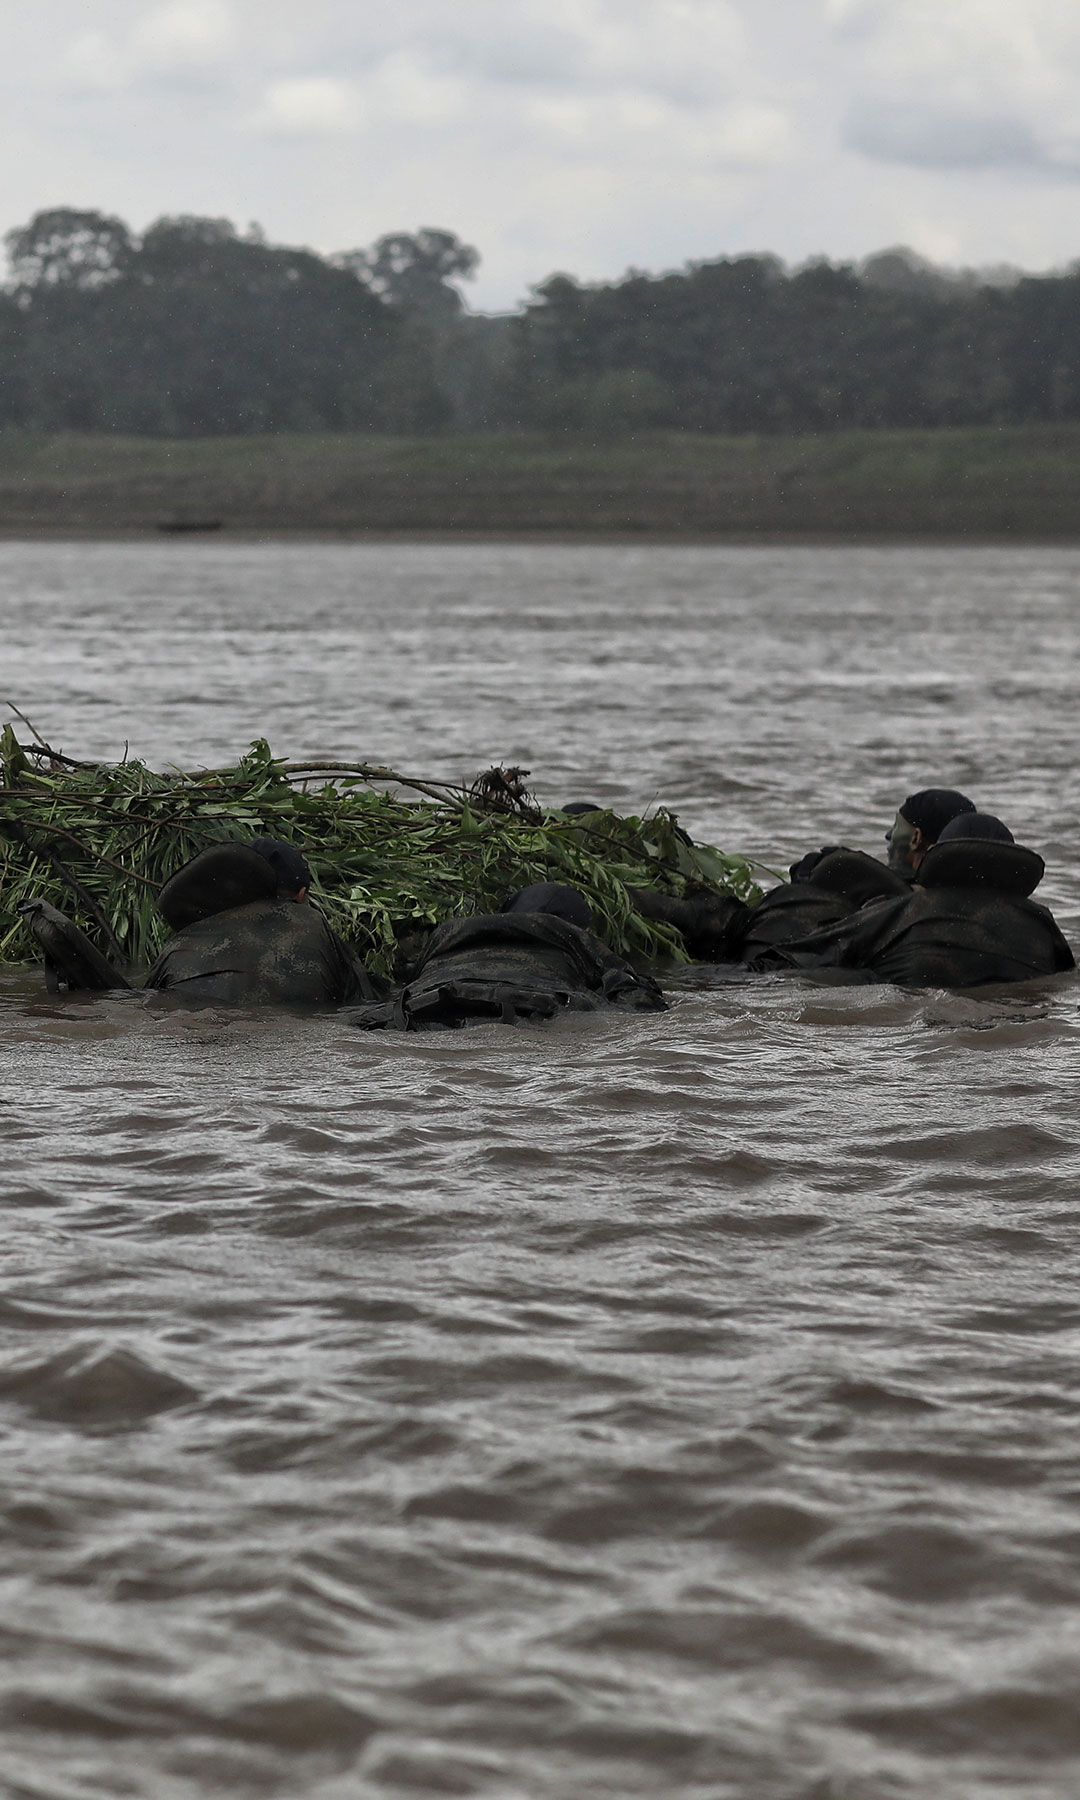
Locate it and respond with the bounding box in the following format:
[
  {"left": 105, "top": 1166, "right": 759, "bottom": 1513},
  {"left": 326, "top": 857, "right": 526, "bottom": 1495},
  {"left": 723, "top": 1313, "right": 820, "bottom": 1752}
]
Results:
[{"left": 6, "top": 0, "right": 1080, "bottom": 309}]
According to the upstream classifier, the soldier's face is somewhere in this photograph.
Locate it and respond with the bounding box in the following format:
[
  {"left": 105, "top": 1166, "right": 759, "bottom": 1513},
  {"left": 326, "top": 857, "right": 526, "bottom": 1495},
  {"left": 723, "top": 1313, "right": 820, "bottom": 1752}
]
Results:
[{"left": 886, "top": 810, "right": 918, "bottom": 871}]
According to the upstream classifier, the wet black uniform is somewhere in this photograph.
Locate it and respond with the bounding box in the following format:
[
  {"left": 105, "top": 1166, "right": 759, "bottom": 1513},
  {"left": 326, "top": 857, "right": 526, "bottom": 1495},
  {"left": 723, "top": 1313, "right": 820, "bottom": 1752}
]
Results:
[
  {"left": 733, "top": 848, "right": 910, "bottom": 964},
  {"left": 351, "top": 910, "right": 666, "bottom": 1030},
  {"left": 750, "top": 838, "right": 1074, "bottom": 987}
]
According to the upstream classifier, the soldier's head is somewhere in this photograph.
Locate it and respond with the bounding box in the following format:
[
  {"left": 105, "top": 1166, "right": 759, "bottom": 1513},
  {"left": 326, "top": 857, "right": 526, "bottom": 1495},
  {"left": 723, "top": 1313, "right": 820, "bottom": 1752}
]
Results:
[
  {"left": 501, "top": 882, "right": 593, "bottom": 931},
  {"left": 250, "top": 837, "right": 312, "bottom": 902},
  {"left": 937, "top": 811, "right": 1014, "bottom": 845},
  {"left": 886, "top": 788, "right": 976, "bottom": 874}
]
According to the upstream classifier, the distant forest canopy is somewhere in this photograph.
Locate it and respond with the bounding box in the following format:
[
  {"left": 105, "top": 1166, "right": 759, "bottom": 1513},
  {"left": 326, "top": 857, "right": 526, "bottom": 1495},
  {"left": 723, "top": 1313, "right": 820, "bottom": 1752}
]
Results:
[{"left": 2, "top": 207, "right": 1079, "bottom": 436}]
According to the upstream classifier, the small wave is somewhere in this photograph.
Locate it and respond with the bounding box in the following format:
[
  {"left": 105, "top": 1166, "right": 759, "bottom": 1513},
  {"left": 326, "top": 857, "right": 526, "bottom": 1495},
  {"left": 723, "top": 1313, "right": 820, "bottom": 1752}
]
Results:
[
  {"left": 847, "top": 1681, "right": 1080, "bottom": 1759},
  {"left": 0, "top": 1342, "right": 196, "bottom": 1427},
  {"left": 557, "top": 1604, "right": 889, "bottom": 1680},
  {"left": 842, "top": 1121, "right": 1073, "bottom": 1166},
  {"left": 1, "top": 1684, "right": 377, "bottom": 1752},
  {"left": 810, "top": 1520, "right": 1034, "bottom": 1604}
]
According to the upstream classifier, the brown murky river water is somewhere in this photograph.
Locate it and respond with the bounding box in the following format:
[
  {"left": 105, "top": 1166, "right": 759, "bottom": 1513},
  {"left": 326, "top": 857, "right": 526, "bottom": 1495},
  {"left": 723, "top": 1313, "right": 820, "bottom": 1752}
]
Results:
[{"left": 1, "top": 541, "right": 1080, "bottom": 1799}]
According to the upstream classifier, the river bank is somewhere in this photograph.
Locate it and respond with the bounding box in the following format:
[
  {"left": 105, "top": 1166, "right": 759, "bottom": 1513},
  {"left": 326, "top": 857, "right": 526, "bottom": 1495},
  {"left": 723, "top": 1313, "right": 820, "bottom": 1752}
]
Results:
[{"left": 0, "top": 423, "right": 1078, "bottom": 536}]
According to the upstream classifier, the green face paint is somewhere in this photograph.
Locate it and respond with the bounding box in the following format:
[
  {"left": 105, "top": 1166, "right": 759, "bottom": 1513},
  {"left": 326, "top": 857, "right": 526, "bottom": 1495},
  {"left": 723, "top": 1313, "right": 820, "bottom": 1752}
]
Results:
[{"left": 886, "top": 810, "right": 918, "bottom": 872}]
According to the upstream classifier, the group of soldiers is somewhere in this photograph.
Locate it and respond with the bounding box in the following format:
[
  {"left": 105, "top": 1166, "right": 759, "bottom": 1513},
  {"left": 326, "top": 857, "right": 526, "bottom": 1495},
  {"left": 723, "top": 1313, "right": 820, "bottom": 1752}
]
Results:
[
  {"left": 638, "top": 785, "right": 1074, "bottom": 990},
  {"left": 21, "top": 787, "right": 1074, "bottom": 1030}
]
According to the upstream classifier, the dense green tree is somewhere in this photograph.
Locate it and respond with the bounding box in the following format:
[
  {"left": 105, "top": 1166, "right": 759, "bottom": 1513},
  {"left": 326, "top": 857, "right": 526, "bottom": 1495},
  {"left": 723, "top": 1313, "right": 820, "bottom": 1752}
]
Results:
[
  {"left": 506, "top": 252, "right": 1080, "bottom": 434},
  {"left": 2, "top": 210, "right": 1080, "bottom": 436},
  {"left": 0, "top": 209, "right": 448, "bottom": 434},
  {"left": 5, "top": 208, "right": 134, "bottom": 291},
  {"left": 338, "top": 229, "right": 479, "bottom": 326},
  {"left": 336, "top": 229, "right": 491, "bottom": 429}
]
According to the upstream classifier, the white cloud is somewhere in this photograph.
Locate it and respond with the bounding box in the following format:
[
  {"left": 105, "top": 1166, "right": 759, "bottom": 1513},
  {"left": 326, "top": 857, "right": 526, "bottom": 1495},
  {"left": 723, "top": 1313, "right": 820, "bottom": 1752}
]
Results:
[
  {"left": 247, "top": 55, "right": 466, "bottom": 137},
  {"left": 62, "top": 0, "right": 237, "bottom": 90},
  {"left": 133, "top": 1, "right": 237, "bottom": 69},
  {"left": 242, "top": 2, "right": 774, "bottom": 173},
  {"left": 545, "top": 0, "right": 750, "bottom": 104},
  {"left": 833, "top": 0, "right": 1080, "bottom": 172},
  {"left": 63, "top": 31, "right": 125, "bottom": 90},
  {"left": 366, "top": 52, "right": 466, "bottom": 126},
  {"left": 290, "top": 0, "right": 750, "bottom": 102},
  {"left": 830, "top": 0, "right": 1080, "bottom": 86},
  {"left": 845, "top": 101, "right": 1076, "bottom": 174},
  {"left": 16, "top": 0, "right": 1080, "bottom": 310},
  {"left": 249, "top": 77, "right": 361, "bottom": 137},
  {"left": 526, "top": 90, "right": 788, "bottom": 169}
]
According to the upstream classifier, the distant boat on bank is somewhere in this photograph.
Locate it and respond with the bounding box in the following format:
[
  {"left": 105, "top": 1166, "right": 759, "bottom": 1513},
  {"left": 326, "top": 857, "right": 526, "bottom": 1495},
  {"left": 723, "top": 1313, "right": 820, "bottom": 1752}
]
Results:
[{"left": 155, "top": 520, "right": 224, "bottom": 534}]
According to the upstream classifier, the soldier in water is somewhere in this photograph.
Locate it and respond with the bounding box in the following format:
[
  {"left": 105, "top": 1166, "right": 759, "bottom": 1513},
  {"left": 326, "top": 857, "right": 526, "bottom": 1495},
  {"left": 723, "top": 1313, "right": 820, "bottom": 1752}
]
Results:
[
  {"left": 23, "top": 838, "right": 380, "bottom": 1006},
  {"left": 750, "top": 811, "right": 1074, "bottom": 987},
  {"left": 143, "top": 838, "right": 379, "bottom": 1005},
  {"left": 729, "top": 787, "right": 979, "bottom": 965},
  {"left": 350, "top": 881, "right": 666, "bottom": 1030}
]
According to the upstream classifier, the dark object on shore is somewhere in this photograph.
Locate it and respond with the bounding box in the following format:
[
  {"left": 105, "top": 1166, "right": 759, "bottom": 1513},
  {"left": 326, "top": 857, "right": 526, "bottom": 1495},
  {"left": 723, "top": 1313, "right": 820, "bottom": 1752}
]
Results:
[{"left": 156, "top": 520, "right": 223, "bottom": 534}]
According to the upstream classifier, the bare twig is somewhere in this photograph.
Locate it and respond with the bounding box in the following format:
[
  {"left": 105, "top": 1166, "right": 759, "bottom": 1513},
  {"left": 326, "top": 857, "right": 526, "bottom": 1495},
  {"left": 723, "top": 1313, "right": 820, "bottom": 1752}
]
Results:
[
  {"left": 3, "top": 701, "right": 50, "bottom": 750},
  {"left": 16, "top": 741, "right": 91, "bottom": 770},
  {"left": 276, "top": 762, "right": 466, "bottom": 806}
]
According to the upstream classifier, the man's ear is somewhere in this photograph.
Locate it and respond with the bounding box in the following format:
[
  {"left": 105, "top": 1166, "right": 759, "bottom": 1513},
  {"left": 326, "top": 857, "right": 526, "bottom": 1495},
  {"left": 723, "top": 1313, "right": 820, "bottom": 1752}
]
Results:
[{"left": 911, "top": 828, "right": 924, "bottom": 853}]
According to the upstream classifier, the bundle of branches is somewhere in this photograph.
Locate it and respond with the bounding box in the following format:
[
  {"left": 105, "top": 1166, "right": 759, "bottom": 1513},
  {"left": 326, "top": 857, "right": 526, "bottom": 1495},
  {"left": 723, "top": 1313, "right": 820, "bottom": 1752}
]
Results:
[{"left": 0, "top": 731, "right": 763, "bottom": 978}]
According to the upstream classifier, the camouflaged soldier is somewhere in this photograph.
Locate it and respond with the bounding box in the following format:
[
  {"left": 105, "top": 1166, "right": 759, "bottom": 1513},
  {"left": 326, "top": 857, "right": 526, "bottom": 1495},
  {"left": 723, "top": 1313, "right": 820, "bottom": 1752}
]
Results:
[
  {"left": 351, "top": 882, "right": 667, "bottom": 1030},
  {"left": 143, "top": 838, "right": 380, "bottom": 1005}
]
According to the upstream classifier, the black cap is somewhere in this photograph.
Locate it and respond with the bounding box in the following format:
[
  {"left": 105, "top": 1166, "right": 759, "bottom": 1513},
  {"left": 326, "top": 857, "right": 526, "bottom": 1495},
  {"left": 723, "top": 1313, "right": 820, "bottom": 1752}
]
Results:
[
  {"left": 250, "top": 836, "right": 312, "bottom": 895},
  {"left": 501, "top": 882, "right": 593, "bottom": 930},
  {"left": 899, "top": 789, "right": 976, "bottom": 844},
  {"left": 938, "top": 811, "right": 1015, "bottom": 845}
]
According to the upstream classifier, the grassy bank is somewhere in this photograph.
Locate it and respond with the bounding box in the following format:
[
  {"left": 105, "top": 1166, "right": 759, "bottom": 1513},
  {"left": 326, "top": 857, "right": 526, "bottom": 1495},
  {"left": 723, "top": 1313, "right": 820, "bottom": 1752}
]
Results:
[{"left": 0, "top": 425, "right": 1078, "bottom": 536}]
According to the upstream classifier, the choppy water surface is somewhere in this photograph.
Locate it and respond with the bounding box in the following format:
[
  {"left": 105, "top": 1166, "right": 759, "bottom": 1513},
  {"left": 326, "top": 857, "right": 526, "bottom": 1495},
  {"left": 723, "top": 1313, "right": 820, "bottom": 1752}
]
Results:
[{"left": 2, "top": 540, "right": 1080, "bottom": 1800}]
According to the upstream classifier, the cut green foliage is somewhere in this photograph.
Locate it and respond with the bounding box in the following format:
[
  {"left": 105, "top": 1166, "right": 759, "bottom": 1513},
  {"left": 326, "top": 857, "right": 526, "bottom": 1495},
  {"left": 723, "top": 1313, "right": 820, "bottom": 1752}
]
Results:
[{"left": 0, "top": 733, "right": 762, "bottom": 977}]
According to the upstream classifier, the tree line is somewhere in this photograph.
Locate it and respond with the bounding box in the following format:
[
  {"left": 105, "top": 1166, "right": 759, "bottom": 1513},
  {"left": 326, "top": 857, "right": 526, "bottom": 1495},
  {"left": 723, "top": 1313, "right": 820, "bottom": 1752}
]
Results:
[{"left": 1, "top": 208, "right": 1078, "bottom": 436}]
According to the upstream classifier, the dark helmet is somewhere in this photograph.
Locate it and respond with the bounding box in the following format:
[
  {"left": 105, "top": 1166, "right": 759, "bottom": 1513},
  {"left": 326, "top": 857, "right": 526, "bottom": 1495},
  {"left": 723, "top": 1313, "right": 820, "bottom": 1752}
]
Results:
[
  {"left": 501, "top": 882, "right": 593, "bottom": 931},
  {"left": 938, "top": 811, "right": 1014, "bottom": 845}
]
